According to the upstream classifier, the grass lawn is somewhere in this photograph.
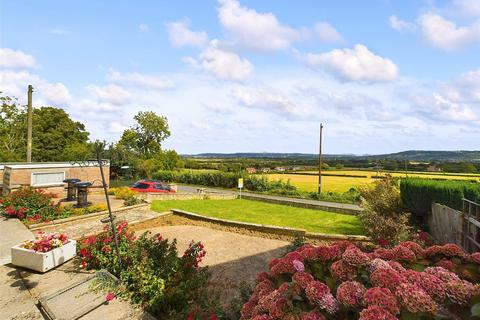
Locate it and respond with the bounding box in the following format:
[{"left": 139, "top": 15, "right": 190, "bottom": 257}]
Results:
[{"left": 151, "top": 199, "right": 363, "bottom": 235}]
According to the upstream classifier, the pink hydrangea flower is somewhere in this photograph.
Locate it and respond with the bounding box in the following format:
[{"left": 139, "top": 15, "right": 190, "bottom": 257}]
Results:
[
  {"left": 470, "top": 252, "right": 480, "bottom": 264},
  {"left": 362, "top": 287, "right": 400, "bottom": 315},
  {"left": 424, "top": 267, "right": 460, "bottom": 282},
  {"left": 342, "top": 246, "right": 371, "bottom": 266},
  {"left": 399, "top": 241, "right": 425, "bottom": 257},
  {"left": 444, "top": 279, "right": 475, "bottom": 305},
  {"left": 300, "top": 310, "right": 326, "bottom": 320},
  {"left": 368, "top": 258, "right": 393, "bottom": 273},
  {"left": 330, "top": 260, "right": 357, "bottom": 281},
  {"left": 391, "top": 245, "right": 416, "bottom": 262},
  {"left": 305, "top": 281, "right": 339, "bottom": 314},
  {"left": 370, "top": 268, "right": 405, "bottom": 292},
  {"left": 373, "top": 248, "right": 396, "bottom": 260},
  {"left": 395, "top": 283, "right": 438, "bottom": 314},
  {"left": 292, "top": 272, "right": 314, "bottom": 289},
  {"left": 359, "top": 305, "right": 397, "bottom": 320},
  {"left": 254, "top": 279, "right": 275, "bottom": 298},
  {"left": 434, "top": 259, "right": 456, "bottom": 271},
  {"left": 402, "top": 270, "right": 446, "bottom": 302},
  {"left": 336, "top": 281, "right": 366, "bottom": 308},
  {"left": 293, "top": 259, "right": 305, "bottom": 272}
]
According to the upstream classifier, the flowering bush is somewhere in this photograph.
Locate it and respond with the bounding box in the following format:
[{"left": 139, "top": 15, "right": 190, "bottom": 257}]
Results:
[
  {"left": 78, "top": 220, "right": 214, "bottom": 319},
  {"left": 0, "top": 187, "right": 69, "bottom": 223},
  {"left": 21, "top": 232, "right": 69, "bottom": 252},
  {"left": 241, "top": 241, "right": 480, "bottom": 319}
]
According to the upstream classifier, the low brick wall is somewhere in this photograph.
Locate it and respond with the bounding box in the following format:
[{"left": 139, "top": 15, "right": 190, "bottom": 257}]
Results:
[
  {"left": 240, "top": 194, "right": 362, "bottom": 215},
  {"left": 28, "top": 203, "right": 150, "bottom": 231},
  {"left": 138, "top": 192, "right": 236, "bottom": 203}
]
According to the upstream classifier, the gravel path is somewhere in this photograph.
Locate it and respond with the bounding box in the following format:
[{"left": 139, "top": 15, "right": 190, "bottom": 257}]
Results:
[{"left": 142, "top": 225, "right": 290, "bottom": 306}]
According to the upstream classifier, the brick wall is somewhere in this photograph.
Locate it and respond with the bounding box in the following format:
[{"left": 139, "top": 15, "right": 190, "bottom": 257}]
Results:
[{"left": 2, "top": 163, "right": 110, "bottom": 195}]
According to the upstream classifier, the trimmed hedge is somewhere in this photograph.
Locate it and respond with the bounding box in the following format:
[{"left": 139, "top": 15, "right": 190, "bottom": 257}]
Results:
[
  {"left": 153, "top": 170, "right": 298, "bottom": 195},
  {"left": 400, "top": 178, "right": 480, "bottom": 218}
]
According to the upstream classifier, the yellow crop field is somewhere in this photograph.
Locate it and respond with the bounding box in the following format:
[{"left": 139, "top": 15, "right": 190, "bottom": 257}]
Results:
[
  {"left": 269, "top": 170, "right": 480, "bottom": 193},
  {"left": 268, "top": 173, "right": 374, "bottom": 193}
]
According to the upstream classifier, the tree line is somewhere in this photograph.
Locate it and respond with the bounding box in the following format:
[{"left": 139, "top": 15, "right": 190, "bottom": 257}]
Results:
[{"left": 0, "top": 93, "right": 183, "bottom": 178}]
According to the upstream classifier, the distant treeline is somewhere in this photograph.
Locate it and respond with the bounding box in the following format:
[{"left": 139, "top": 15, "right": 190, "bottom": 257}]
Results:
[{"left": 183, "top": 157, "right": 480, "bottom": 174}]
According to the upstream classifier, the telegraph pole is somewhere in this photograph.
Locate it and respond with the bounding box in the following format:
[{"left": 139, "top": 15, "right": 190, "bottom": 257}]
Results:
[
  {"left": 26, "top": 85, "right": 33, "bottom": 162},
  {"left": 318, "top": 123, "right": 324, "bottom": 194}
]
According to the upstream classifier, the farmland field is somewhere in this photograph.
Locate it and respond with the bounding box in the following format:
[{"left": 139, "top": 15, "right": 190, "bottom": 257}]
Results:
[
  {"left": 151, "top": 199, "right": 363, "bottom": 235},
  {"left": 269, "top": 170, "right": 480, "bottom": 193}
]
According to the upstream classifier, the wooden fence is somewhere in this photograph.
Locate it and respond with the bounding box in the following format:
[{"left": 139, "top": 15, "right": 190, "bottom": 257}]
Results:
[{"left": 429, "top": 199, "right": 480, "bottom": 253}]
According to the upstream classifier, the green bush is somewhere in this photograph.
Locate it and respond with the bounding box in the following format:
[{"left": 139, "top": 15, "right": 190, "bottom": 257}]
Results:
[
  {"left": 400, "top": 178, "right": 480, "bottom": 220},
  {"left": 78, "top": 221, "right": 214, "bottom": 319},
  {"left": 359, "top": 176, "right": 414, "bottom": 245}
]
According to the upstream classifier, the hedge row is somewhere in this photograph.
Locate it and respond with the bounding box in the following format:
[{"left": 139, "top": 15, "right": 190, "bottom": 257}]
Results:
[
  {"left": 400, "top": 178, "right": 480, "bottom": 218},
  {"left": 153, "top": 170, "right": 298, "bottom": 195}
]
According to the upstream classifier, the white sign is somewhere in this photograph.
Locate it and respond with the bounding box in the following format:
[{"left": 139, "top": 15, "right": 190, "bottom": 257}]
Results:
[{"left": 238, "top": 178, "right": 244, "bottom": 189}]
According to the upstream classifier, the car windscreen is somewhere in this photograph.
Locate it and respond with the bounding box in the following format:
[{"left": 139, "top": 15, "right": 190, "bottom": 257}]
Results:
[{"left": 132, "top": 182, "right": 149, "bottom": 189}]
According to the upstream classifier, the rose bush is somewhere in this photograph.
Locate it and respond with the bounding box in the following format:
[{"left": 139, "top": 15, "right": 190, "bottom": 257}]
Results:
[
  {"left": 78, "top": 220, "right": 216, "bottom": 319},
  {"left": 240, "top": 241, "right": 480, "bottom": 319}
]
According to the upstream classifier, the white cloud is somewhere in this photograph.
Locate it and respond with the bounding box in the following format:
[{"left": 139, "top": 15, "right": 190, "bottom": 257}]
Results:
[
  {"left": 417, "top": 13, "right": 480, "bottom": 50},
  {"left": 186, "top": 40, "right": 253, "bottom": 81},
  {"left": 107, "top": 69, "right": 175, "bottom": 90},
  {"left": 217, "top": 0, "right": 300, "bottom": 51},
  {"left": 313, "top": 22, "right": 343, "bottom": 42},
  {"left": 412, "top": 93, "right": 478, "bottom": 122},
  {"left": 166, "top": 20, "right": 209, "bottom": 47},
  {"left": 49, "top": 28, "right": 69, "bottom": 35},
  {"left": 0, "top": 70, "right": 70, "bottom": 105},
  {"left": 231, "top": 86, "right": 306, "bottom": 117},
  {"left": 41, "top": 82, "right": 71, "bottom": 105},
  {"left": 86, "top": 84, "right": 131, "bottom": 105},
  {"left": 0, "top": 48, "right": 36, "bottom": 69},
  {"left": 138, "top": 23, "right": 150, "bottom": 32},
  {"left": 388, "top": 15, "right": 415, "bottom": 32},
  {"left": 297, "top": 44, "right": 399, "bottom": 82},
  {"left": 453, "top": 0, "right": 480, "bottom": 18}
]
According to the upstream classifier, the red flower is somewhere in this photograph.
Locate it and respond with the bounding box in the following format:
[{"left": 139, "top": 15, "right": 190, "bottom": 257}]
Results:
[
  {"left": 105, "top": 292, "right": 115, "bottom": 302},
  {"left": 359, "top": 305, "right": 397, "bottom": 320}
]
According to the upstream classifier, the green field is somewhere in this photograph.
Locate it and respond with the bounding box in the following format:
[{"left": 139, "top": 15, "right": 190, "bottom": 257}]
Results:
[
  {"left": 151, "top": 199, "right": 363, "bottom": 235},
  {"left": 268, "top": 170, "right": 480, "bottom": 193}
]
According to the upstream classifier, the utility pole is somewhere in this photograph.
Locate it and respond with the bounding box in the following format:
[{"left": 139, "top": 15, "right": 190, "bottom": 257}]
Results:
[
  {"left": 318, "top": 123, "right": 324, "bottom": 194},
  {"left": 26, "top": 85, "right": 33, "bottom": 162}
]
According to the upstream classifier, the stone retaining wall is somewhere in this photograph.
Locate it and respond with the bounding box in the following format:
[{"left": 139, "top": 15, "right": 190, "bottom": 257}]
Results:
[
  {"left": 28, "top": 203, "right": 150, "bottom": 231},
  {"left": 240, "top": 194, "right": 361, "bottom": 215},
  {"left": 138, "top": 192, "right": 236, "bottom": 203}
]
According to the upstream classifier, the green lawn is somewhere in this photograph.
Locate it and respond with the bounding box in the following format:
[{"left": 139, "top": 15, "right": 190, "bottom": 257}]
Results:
[{"left": 151, "top": 199, "right": 363, "bottom": 235}]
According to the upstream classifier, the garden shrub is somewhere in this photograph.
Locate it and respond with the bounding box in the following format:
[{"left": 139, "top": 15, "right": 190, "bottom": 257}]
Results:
[
  {"left": 112, "top": 186, "right": 138, "bottom": 200},
  {"left": 400, "top": 178, "right": 480, "bottom": 221},
  {"left": 0, "top": 187, "right": 70, "bottom": 223},
  {"left": 240, "top": 241, "right": 480, "bottom": 319},
  {"left": 78, "top": 221, "right": 215, "bottom": 319},
  {"left": 359, "top": 176, "right": 414, "bottom": 245}
]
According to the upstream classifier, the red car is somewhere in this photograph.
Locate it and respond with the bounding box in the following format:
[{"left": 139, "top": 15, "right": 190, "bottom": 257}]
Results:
[{"left": 130, "top": 180, "right": 177, "bottom": 193}]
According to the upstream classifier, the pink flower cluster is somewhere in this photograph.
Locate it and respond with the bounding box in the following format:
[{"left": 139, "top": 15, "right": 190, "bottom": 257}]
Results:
[
  {"left": 241, "top": 241, "right": 480, "bottom": 320},
  {"left": 21, "top": 232, "right": 69, "bottom": 252}
]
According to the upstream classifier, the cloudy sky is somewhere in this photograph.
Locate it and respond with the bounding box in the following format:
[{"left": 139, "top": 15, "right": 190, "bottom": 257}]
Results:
[{"left": 1, "top": 0, "right": 479, "bottom": 154}]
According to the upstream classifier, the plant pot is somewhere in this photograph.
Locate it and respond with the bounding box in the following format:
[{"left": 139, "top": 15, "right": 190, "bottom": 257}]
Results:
[{"left": 11, "top": 240, "right": 77, "bottom": 273}]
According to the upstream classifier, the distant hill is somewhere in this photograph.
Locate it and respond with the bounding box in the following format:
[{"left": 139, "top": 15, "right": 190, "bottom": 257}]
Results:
[{"left": 186, "top": 150, "right": 480, "bottom": 162}]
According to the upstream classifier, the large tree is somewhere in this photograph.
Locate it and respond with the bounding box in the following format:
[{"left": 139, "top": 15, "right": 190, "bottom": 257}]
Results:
[
  {"left": 0, "top": 93, "right": 91, "bottom": 162},
  {"left": 118, "top": 111, "right": 170, "bottom": 157},
  {"left": 0, "top": 95, "right": 26, "bottom": 161},
  {"left": 31, "top": 107, "right": 90, "bottom": 161}
]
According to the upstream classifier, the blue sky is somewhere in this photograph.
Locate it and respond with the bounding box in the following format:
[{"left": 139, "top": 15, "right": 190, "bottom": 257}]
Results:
[{"left": 1, "top": 0, "right": 479, "bottom": 154}]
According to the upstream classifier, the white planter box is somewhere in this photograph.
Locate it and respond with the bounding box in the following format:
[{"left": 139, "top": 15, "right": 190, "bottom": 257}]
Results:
[{"left": 11, "top": 240, "right": 77, "bottom": 273}]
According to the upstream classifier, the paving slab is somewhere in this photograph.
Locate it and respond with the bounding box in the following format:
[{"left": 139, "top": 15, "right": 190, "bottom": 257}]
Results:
[
  {"left": 0, "top": 217, "right": 35, "bottom": 265},
  {"left": 0, "top": 264, "right": 43, "bottom": 320}
]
